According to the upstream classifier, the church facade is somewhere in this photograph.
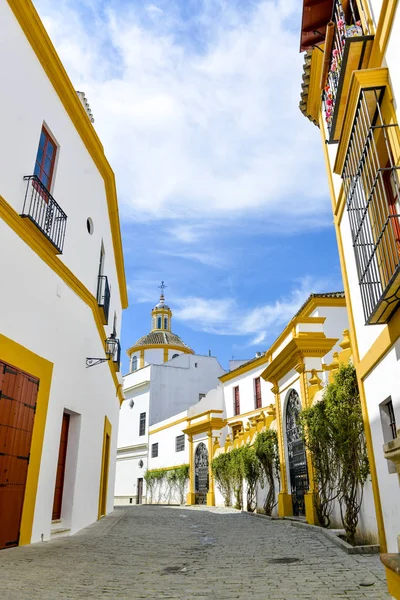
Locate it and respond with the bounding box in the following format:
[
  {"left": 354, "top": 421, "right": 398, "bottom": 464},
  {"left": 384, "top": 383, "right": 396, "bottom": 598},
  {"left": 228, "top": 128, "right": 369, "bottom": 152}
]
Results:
[{"left": 114, "top": 290, "right": 225, "bottom": 505}]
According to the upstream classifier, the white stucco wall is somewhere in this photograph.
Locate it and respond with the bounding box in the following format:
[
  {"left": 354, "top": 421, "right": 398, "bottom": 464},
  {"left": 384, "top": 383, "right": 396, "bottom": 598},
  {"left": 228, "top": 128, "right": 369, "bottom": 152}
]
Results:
[
  {"left": 0, "top": 3, "right": 124, "bottom": 543},
  {"left": 222, "top": 362, "right": 274, "bottom": 421}
]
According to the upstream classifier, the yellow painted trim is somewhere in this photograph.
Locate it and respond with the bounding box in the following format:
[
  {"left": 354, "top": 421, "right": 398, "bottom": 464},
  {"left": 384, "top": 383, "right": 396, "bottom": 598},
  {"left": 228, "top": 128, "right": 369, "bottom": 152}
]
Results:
[
  {"left": 306, "top": 47, "right": 324, "bottom": 123},
  {"left": 183, "top": 418, "right": 226, "bottom": 437},
  {"left": 368, "top": 0, "right": 399, "bottom": 69},
  {"left": 187, "top": 436, "right": 195, "bottom": 505},
  {"left": 277, "top": 376, "right": 301, "bottom": 396},
  {"left": 0, "top": 333, "right": 53, "bottom": 546},
  {"left": 219, "top": 354, "right": 269, "bottom": 382},
  {"left": 273, "top": 386, "right": 288, "bottom": 495},
  {"left": 6, "top": 0, "right": 128, "bottom": 309},
  {"left": 127, "top": 343, "right": 194, "bottom": 356},
  {"left": 358, "top": 308, "right": 400, "bottom": 379},
  {"left": 139, "top": 349, "right": 145, "bottom": 369},
  {"left": 149, "top": 416, "right": 188, "bottom": 435},
  {"left": 0, "top": 195, "right": 123, "bottom": 405},
  {"left": 188, "top": 409, "right": 224, "bottom": 422},
  {"left": 301, "top": 296, "right": 347, "bottom": 317},
  {"left": 98, "top": 416, "right": 112, "bottom": 519},
  {"left": 320, "top": 121, "right": 387, "bottom": 551},
  {"left": 226, "top": 407, "right": 267, "bottom": 423},
  {"left": 206, "top": 433, "right": 215, "bottom": 506},
  {"left": 334, "top": 68, "right": 390, "bottom": 175},
  {"left": 163, "top": 348, "right": 168, "bottom": 363},
  {"left": 385, "top": 565, "right": 400, "bottom": 599}
]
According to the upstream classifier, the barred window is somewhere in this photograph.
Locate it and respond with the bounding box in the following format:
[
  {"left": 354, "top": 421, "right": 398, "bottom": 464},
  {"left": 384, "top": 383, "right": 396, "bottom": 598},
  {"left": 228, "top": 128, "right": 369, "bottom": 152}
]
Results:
[
  {"left": 151, "top": 443, "right": 158, "bottom": 458},
  {"left": 176, "top": 435, "right": 185, "bottom": 452},
  {"left": 139, "top": 412, "right": 146, "bottom": 436},
  {"left": 342, "top": 86, "right": 400, "bottom": 324}
]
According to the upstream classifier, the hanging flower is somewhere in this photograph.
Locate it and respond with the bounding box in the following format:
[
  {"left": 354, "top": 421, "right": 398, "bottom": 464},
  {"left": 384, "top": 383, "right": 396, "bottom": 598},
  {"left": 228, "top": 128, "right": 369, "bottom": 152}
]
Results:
[{"left": 337, "top": 18, "right": 345, "bottom": 29}]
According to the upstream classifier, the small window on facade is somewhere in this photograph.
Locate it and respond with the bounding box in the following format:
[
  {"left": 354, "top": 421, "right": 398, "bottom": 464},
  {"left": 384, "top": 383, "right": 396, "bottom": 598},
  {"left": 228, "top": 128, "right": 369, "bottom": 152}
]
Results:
[
  {"left": 380, "top": 397, "right": 397, "bottom": 474},
  {"left": 234, "top": 386, "right": 240, "bottom": 416},
  {"left": 34, "top": 126, "right": 57, "bottom": 192},
  {"left": 199, "top": 393, "right": 206, "bottom": 401},
  {"left": 131, "top": 356, "right": 138, "bottom": 372},
  {"left": 164, "top": 317, "right": 168, "bottom": 329},
  {"left": 157, "top": 316, "right": 162, "bottom": 329},
  {"left": 254, "top": 377, "right": 262, "bottom": 409},
  {"left": 151, "top": 443, "right": 158, "bottom": 458},
  {"left": 172, "top": 353, "right": 179, "bottom": 359},
  {"left": 139, "top": 412, "right": 146, "bottom": 436},
  {"left": 176, "top": 435, "right": 185, "bottom": 452}
]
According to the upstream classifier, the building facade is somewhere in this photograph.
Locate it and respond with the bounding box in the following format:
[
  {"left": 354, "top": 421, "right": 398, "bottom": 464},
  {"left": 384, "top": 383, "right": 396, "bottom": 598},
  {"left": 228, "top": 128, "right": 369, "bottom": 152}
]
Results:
[
  {"left": 298, "top": 1, "right": 400, "bottom": 595},
  {"left": 114, "top": 293, "right": 225, "bottom": 505},
  {"left": 0, "top": 0, "right": 128, "bottom": 549}
]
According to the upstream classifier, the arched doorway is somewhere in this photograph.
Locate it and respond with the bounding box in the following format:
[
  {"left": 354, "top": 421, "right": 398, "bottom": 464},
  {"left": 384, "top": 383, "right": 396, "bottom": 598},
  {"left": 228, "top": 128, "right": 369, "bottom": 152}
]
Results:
[
  {"left": 194, "top": 442, "right": 209, "bottom": 505},
  {"left": 285, "top": 389, "right": 309, "bottom": 516}
]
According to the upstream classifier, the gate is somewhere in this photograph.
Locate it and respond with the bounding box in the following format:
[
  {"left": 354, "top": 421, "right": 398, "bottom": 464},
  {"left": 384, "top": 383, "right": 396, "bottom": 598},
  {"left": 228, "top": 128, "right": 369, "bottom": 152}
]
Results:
[
  {"left": 285, "top": 389, "right": 308, "bottom": 517},
  {"left": 194, "top": 442, "right": 208, "bottom": 505},
  {"left": 0, "top": 361, "right": 38, "bottom": 549}
]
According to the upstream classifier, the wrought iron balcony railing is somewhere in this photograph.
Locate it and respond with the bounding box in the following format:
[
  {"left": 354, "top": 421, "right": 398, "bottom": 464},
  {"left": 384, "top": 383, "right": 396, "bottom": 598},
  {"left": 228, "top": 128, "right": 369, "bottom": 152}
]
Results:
[
  {"left": 323, "top": 0, "right": 373, "bottom": 143},
  {"left": 97, "top": 275, "right": 110, "bottom": 325},
  {"left": 21, "top": 176, "right": 67, "bottom": 253}
]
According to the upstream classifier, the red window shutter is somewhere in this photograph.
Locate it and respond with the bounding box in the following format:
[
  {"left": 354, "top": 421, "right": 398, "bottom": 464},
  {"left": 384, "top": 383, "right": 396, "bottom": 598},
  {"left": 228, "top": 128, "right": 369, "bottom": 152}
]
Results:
[
  {"left": 234, "top": 386, "right": 240, "bottom": 415},
  {"left": 255, "top": 377, "right": 262, "bottom": 409}
]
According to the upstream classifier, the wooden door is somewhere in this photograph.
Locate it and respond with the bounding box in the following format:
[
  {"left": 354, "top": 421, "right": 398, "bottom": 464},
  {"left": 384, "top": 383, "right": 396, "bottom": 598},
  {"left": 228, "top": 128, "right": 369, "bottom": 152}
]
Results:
[
  {"left": 137, "top": 478, "right": 143, "bottom": 504},
  {"left": 52, "top": 413, "right": 70, "bottom": 521},
  {"left": 0, "top": 361, "right": 38, "bottom": 549}
]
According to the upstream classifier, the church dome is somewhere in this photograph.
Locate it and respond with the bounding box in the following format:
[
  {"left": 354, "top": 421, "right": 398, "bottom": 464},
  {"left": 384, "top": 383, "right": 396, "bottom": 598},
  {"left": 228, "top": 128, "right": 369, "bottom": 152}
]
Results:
[{"left": 133, "top": 330, "right": 192, "bottom": 350}]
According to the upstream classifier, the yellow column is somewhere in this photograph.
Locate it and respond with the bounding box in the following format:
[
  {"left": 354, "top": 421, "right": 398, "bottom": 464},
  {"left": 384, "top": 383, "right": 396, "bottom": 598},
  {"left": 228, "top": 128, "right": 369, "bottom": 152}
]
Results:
[
  {"left": 139, "top": 349, "right": 144, "bottom": 368},
  {"left": 296, "top": 362, "right": 319, "bottom": 526},
  {"left": 186, "top": 435, "right": 195, "bottom": 505},
  {"left": 163, "top": 347, "right": 168, "bottom": 362},
  {"left": 272, "top": 383, "right": 293, "bottom": 518},
  {"left": 206, "top": 432, "right": 215, "bottom": 506}
]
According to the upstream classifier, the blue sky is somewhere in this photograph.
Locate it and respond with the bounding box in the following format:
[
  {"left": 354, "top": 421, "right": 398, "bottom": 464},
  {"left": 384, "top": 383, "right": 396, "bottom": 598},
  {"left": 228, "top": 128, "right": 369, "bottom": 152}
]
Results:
[{"left": 35, "top": 0, "right": 343, "bottom": 372}]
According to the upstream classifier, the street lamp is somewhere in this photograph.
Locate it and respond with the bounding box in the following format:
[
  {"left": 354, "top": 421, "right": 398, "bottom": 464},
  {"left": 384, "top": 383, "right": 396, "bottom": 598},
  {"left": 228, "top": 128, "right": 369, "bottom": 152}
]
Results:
[{"left": 86, "top": 333, "right": 118, "bottom": 368}]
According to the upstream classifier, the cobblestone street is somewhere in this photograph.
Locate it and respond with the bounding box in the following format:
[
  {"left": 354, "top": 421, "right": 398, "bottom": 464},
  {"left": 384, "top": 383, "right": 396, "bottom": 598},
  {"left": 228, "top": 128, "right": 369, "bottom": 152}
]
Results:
[{"left": 0, "top": 506, "right": 389, "bottom": 600}]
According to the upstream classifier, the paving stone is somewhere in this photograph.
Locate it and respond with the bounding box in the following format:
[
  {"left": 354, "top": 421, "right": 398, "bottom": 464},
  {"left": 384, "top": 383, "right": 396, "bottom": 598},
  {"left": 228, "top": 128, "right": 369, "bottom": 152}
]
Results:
[{"left": 0, "top": 505, "right": 390, "bottom": 599}]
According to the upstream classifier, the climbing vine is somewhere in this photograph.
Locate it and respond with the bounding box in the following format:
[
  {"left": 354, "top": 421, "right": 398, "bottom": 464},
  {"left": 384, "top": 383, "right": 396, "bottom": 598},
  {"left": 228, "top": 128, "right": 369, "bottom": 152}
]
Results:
[
  {"left": 240, "top": 445, "right": 261, "bottom": 512},
  {"left": 254, "top": 430, "right": 280, "bottom": 516},
  {"left": 211, "top": 453, "right": 232, "bottom": 507},
  {"left": 300, "top": 363, "right": 369, "bottom": 543},
  {"left": 228, "top": 448, "right": 244, "bottom": 510},
  {"left": 144, "top": 465, "right": 189, "bottom": 504}
]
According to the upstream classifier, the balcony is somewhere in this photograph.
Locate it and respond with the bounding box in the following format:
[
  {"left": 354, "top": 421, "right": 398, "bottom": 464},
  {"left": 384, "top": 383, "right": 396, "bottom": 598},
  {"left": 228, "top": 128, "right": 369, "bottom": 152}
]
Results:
[
  {"left": 97, "top": 275, "right": 110, "bottom": 325},
  {"left": 322, "top": 0, "right": 373, "bottom": 143},
  {"left": 21, "top": 176, "right": 67, "bottom": 254}
]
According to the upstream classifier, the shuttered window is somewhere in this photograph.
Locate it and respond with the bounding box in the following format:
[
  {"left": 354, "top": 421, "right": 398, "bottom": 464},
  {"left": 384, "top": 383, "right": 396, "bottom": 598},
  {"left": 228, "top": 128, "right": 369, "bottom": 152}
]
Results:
[
  {"left": 233, "top": 386, "right": 240, "bottom": 416},
  {"left": 34, "top": 126, "right": 57, "bottom": 191},
  {"left": 254, "top": 377, "right": 262, "bottom": 409},
  {"left": 176, "top": 435, "right": 185, "bottom": 452},
  {"left": 139, "top": 412, "right": 146, "bottom": 436},
  {"left": 151, "top": 443, "right": 158, "bottom": 458}
]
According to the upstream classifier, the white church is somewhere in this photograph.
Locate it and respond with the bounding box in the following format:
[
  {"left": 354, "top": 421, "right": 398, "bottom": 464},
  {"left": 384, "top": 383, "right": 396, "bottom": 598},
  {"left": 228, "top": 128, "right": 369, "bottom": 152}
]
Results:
[{"left": 114, "top": 285, "right": 225, "bottom": 505}]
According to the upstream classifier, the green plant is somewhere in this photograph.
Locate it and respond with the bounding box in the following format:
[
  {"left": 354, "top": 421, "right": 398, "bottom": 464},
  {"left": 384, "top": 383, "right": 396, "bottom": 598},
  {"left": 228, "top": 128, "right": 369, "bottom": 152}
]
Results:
[
  {"left": 324, "top": 363, "right": 370, "bottom": 545},
  {"left": 229, "top": 448, "right": 244, "bottom": 510},
  {"left": 300, "top": 401, "right": 339, "bottom": 528},
  {"left": 254, "top": 430, "right": 280, "bottom": 515},
  {"left": 241, "top": 445, "right": 261, "bottom": 512},
  {"left": 170, "top": 465, "right": 190, "bottom": 504},
  {"left": 212, "top": 453, "right": 232, "bottom": 506},
  {"left": 145, "top": 466, "right": 189, "bottom": 505},
  {"left": 144, "top": 469, "right": 165, "bottom": 504}
]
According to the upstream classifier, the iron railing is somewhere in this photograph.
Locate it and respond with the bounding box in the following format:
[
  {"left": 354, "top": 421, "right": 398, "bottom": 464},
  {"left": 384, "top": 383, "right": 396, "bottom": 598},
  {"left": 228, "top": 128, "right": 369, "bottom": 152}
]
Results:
[
  {"left": 323, "top": 0, "right": 368, "bottom": 136},
  {"left": 21, "top": 176, "right": 67, "bottom": 253},
  {"left": 97, "top": 275, "right": 110, "bottom": 324},
  {"left": 342, "top": 87, "right": 400, "bottom": 324}
]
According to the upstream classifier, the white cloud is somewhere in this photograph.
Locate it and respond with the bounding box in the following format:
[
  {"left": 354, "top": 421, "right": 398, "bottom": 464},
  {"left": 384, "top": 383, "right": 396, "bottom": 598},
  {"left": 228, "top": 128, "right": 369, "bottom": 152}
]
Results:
[
  {"left": 34, "top": 0, "right": 330, "bottom": 228},
  {"left": 171, "top": 275, "right": 343, "bottom": 345}
]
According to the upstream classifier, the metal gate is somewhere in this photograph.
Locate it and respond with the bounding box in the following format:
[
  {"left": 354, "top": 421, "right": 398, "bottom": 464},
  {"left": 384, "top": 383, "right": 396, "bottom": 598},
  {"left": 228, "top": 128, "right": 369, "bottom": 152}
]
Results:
[
  {"left": 194, "top": 442, "right": 208, "bottom": 505},
  {"left": 0, "top": 361, "right": 38, "bottom": 549},
  {"left": 285, "top": 389, "right": 308, "bottom": 517}
]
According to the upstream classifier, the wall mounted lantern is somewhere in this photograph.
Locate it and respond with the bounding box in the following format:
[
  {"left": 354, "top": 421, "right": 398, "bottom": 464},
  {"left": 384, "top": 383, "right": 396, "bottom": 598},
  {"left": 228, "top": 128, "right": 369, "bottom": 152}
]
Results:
[{"left": 86, "top": 333, "right": 118, "bottom": 368}]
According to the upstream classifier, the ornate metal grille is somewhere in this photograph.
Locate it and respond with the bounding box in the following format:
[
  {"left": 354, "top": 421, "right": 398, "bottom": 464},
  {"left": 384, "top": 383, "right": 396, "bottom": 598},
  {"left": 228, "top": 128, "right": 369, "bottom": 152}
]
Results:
[
  {"left": 21, "top": 175, "right": 67, "bottom": 253},
  {"left": 285, "top": 389, "right": 308, "bottom": 517},
  {"left": 342, "top": 86, "right": 400, "bottom": 324},
  {"left": 194, "top": 442, "right": 208, "bottom": 505}
]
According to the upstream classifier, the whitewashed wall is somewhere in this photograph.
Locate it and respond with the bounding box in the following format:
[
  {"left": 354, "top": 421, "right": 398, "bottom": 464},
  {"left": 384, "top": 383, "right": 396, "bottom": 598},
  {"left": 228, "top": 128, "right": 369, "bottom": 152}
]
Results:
[{"left": 222, "top": 363, "right": 275, "bottom": 421}]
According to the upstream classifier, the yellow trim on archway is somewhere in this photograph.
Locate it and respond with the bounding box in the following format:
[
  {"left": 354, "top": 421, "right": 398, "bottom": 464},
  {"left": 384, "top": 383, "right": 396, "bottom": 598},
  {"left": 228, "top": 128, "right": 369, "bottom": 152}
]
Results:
[
  {"left": 98, "top": 416, "right": 112, "bottom": 519},
  {"left": 0, "top": 333, "right": 53, "bottom": 546}
]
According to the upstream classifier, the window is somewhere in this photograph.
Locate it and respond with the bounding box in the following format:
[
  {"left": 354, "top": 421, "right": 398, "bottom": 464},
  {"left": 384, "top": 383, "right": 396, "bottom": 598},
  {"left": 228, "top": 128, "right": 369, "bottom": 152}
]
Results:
[
  {"left": 164, "top": 317, "right": 168, "bottom": 329},
  {"left": 34, "top": 126, "right": 57, "bottom": 191},
  {"left": 380, "top": 397, "right": 397, "bottom": 474},
  {"left": 342, "top": 86, "right": 400, "bottom": 324},
  {"left": 199, "top": 393, "right": 206, "bottom": 401},
  {"left": 157, "top": 316, "right": 162, "bottom": 329},
  {"left": 176, "top": 435, "right": 185, "bottom": 452},
  {"left": 254, "top": 377, "right": 262, "bottom": 409},
  {"left": 172, "top": 353, "right": 179, "bottom": 359},
  {"left": 151, "top": 443, "right": 158, "bottom": 458},
  {"left": 131, "top": 356, "right": 138, "bottom": 372},
  {"left": 233, "top": 386, "right": 240, "bottom": 416},
  {"left": 139, "top": 412, "right": 146, "bottom": 436}
]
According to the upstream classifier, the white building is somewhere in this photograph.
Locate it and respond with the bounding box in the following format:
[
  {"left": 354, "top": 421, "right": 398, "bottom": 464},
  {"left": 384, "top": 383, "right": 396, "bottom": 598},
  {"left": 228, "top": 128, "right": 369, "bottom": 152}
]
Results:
[
  {"left": 298, "top": 2, "right": 400, "bottom": 593},
  {"left": 114, "top": 292, "right": 225, "bottom": 505},
  {"left": 0, "top": 0, "right": 127, "bottom": 549}
]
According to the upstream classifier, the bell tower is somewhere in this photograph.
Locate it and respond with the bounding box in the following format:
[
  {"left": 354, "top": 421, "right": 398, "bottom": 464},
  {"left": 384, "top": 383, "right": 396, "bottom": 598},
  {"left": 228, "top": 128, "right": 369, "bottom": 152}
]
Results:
[{"left": 151, "top": 281, "right": 172, "bottom": 332}]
